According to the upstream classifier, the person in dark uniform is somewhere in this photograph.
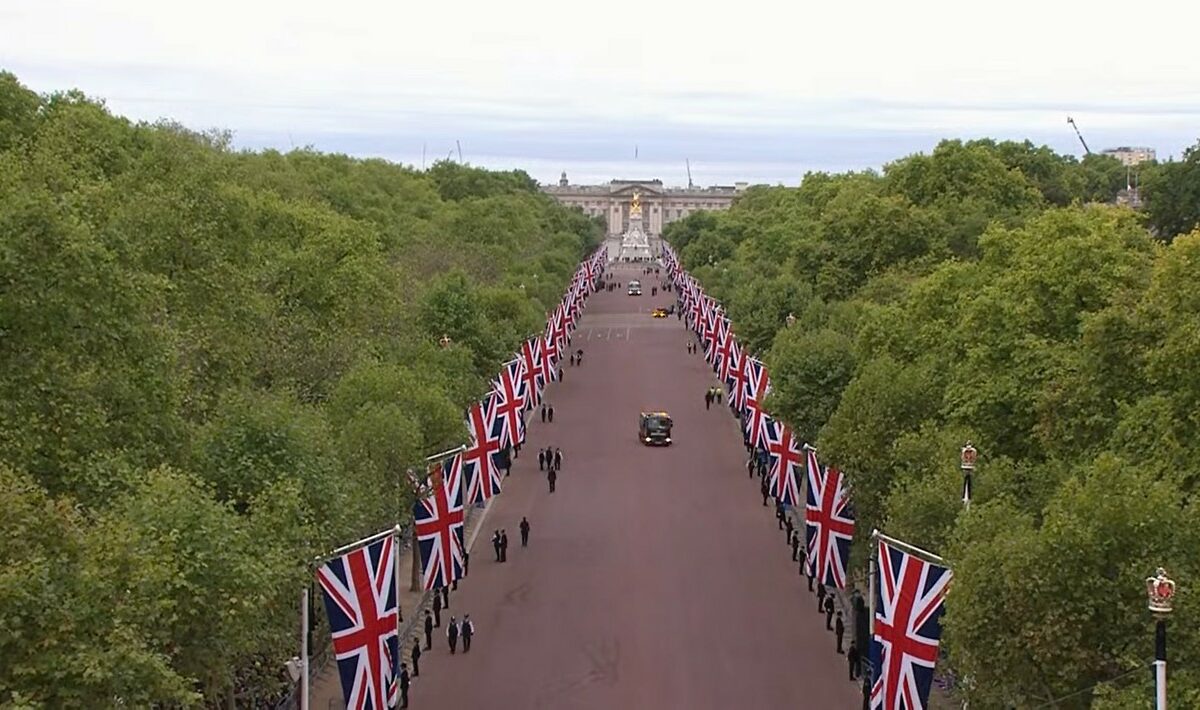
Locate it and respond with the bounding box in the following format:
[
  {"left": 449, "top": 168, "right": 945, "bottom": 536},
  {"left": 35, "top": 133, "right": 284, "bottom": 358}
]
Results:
[
  {"left": 500, "top": 530, "right": 509, "bottom": 562},
  {"left": 492, "top": 530, "right": 502, "bottom": 561},
  {"left": 447, "top": 617, "right": 459, "bottom": 654},
  {"left": 570, "top": 353, "right": 576, "bottom": 366},
  {"left": 424, "top": 610, "right": 434, "bottom": 648},
  {"left": 705, "top": 390, "right": 712, "bottom": 410},
  {"left": 441, "top": 585, "right": 449, "bottom": 610},
  {"left": 554, "top": 448, "right": 563, "bottom": 471},
  {"left": 817, "top": 582, "right": 827, "bottom": 612},
  {"left": 548, "top": 467, "right": 557, "bottom": 493},
  {"left": 847, "top": 641, "right": 861, "bottom": 680},
  {"left": 541, "top": 404, "right": 547, "bottom": 422},
  {"left": 824, "top": 594, "right": 835, "bottom": 630},
  {"left": 747, "top": 456, "right": 755, "bottom": 478},
  {"left": 502, "top": 445, "right": 513, "bottom": 477},
  {"left": 785, "top": 515, "right": 794, "bottom": 543},
  {"left": 791, "top": 530, "right": 801, "bottom": 561},
  {"left": 432, "top": 593, "right": 442, "bottom": 627},
  {"left": 399, "top": 663, "right": 410, "bottom": 708},
  {"left": 463, "top": 551, "right": 470, "bottom": 577},
  {"left": 548, "top": 406, "right": 555, "bottom": 422},
  {"left": 461, "top": 614, "right": 475, "bottom": 653},
  {"left": 520, "top": 517, "right": 530, "bottom": 546},
  {"left": 835, "top": 611, "right": 845, "bottom": 653},
  {"left": 761, "top": 478, "right": 769, "bottom": 506},
  {"left": 776, "top": 501, "right": 786, "bottom": 530},
  {"left": 411, "top": 638, "right": 421, "bottom": 676},
  {"left": 803, "top": 552, "right": 815, "bottom": 591}
]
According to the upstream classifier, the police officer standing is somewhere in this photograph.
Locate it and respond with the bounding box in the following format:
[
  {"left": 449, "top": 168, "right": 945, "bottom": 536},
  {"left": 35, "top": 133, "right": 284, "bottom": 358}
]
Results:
[
  {"left": 761, "top": 477, "right": 769, "bottom": 507},
  {"left": 432, "top": 593, "right": 442, "bottom": 627},
  {"left": 791, "top": 529, "right": 801, "bottom": 561},
  {"left": 411, "top": 637, "right": 421, "bottom": 676},
  {"left": 817, "top": 582, "right": 827, "bottom": 612},
  {"left": 492, "top": 530, "right": 502, "bottom": 561},
  {"left": 461, "top": 614, "right": 475, "bottom": 653},
  {"left": 447, "top": 616, "right": 459, "bottom": 654},
  {"left": 553, "top": 448, "right": 563, "bottom": 471},
  {"left": 520, "top": 517, "right": 531, "bottom": 546},
  {"left": 538, "top": 448, "right": 546, "bottom": 471},
  {"left": 847, "top": 641, "right": 861, "bottom": 680},
  {"left": 824, "top": 594, "right": 835, "bottom": 630},
  {"left": 399, "top": 663, "right": 410, "bottom": 708},
  {"left": 500, "top": 530, "right": 509, "bottom": 562},
  {"left": 835, "top": 611, "right": 846, "bottom": 653},
  {"left": 424, "top": 610, "right": 434, "bottom": 649}
]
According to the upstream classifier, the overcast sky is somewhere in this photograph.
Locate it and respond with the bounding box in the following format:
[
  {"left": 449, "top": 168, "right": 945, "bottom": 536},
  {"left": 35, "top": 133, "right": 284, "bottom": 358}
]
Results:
[{"left": 4, "top": 0, "right": 1198, "bottom": 186}]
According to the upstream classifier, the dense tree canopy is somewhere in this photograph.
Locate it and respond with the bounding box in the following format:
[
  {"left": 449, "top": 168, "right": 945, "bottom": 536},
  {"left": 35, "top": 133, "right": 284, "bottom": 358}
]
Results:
[
  {"left": 0, "top": 71, "right": 600, "bottom": 706},
  {"left": 667, "top": 137, "right": 1200, "bottom": 707}
]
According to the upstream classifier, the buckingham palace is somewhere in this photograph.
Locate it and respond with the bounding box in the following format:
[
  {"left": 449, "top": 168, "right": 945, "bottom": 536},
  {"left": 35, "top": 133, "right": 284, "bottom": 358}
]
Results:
[{"left": 542, "top": 173, "right": 746, "bottom": 237}]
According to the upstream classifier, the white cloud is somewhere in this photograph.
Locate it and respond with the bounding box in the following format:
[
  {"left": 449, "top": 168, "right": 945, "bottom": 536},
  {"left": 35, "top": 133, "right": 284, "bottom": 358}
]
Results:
[{"left": 3, "top": 0, "right": 1199, "bottom": 183}]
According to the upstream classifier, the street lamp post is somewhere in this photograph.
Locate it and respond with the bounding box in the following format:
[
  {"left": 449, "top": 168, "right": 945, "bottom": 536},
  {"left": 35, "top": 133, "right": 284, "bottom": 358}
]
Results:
[
  {"left": 960, "top": 441, "right": 977, "bottom": 508},
  {"left": 1147, "top": 567, "right": 1176, "bottom": 710}
]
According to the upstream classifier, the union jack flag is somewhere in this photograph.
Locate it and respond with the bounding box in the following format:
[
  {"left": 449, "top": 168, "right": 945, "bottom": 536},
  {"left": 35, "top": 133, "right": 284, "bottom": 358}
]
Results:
[
  {"left": 725, "top": 339, "right": 749, "bottom": 410},
  {"left": 491, "top": 358, "right": 528, "bottom": 448},
  {"left": 870, "top": 538, "right": 952, "bottom": 710},
  {"left": 463, "top": 395, "right": 503, "bottom": 505},
  {"left": 742, "top": 357, "right": 772, "bottom": 450},
  {"left": 414, "top": 456, "right": 465, "bottom": 590},
  {"left": 716, "top": 326, "right": 737, "bottom": 384},
  {"left": 315, "top": 535, "right": 399, "bottom": 710},
  {"left": 803, "top": 450, "right": 855, "bottom": 588},
  {"left": 703, "top": 313, "right": 726, "bottom": 369},
  {"left": 519, "top": 338, "right": 545, "bottom": 407},
  {"left": 764, "top": 420, "right": 803, "bottom": 506}
]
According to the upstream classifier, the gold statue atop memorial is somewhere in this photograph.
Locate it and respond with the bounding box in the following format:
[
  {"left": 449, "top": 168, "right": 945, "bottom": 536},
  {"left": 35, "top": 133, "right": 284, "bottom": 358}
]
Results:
[{"left": 629, "top": 191, "right": 642, "bottom": 218}]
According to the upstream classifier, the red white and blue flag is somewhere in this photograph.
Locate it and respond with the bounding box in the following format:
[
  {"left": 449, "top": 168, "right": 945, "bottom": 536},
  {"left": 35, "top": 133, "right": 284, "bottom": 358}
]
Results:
[
  {"left": 315, "top": 535, "right": 399, "bottom": 710},
  {"left": 463, "top": 395, "right": 503, "bottom": 505},
  {"left": 491, "top": 358, "right": 528, "bottom": 448},
  {"left": 725, "top": 339, "right": 749, "bottom": 410},
  {"left": 519, "top": 338, "right": 545, "bottom": 407},
  {"left": 764, "top": 421, "right": 803, "bottom": 506},
  {"left": 742, "top": 357, "right": 772, "bottom": 450},
  {"left": 414, "top": 457, "right": 465, "bottom": 590},
  {"left": 870, "top": 538, "right": 952, "bottom": 710},
  {"left": 803, "top": 450, "right": 855, "bottom": 588}
]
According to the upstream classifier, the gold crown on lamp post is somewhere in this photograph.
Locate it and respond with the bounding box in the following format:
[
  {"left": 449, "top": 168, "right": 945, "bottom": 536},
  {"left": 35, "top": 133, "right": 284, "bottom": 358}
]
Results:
[
  {"left": 438, "top": 334, "right": 452, "bottom": 348},
  {"left": 1146, "top": 567, "right": 1176, "bottom": 617}
]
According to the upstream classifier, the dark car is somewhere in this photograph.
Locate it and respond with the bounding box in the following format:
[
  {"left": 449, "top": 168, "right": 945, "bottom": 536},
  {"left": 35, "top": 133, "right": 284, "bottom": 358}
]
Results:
[{"left": 639, "top": 411, "right": 673, "bottom": 446}]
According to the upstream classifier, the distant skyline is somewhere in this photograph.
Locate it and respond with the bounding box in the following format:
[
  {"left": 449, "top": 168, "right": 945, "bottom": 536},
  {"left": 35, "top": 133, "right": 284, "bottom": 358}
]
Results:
[{"left": 4, "top": 0, "right": 1199, "bottom": 186}]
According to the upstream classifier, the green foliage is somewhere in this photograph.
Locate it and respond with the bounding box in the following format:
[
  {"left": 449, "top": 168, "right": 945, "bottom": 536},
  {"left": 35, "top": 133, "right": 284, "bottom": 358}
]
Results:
[
  {"left": 0, "top": 73, "right": 595, "bottom": 705},
  {"left": 668, "top": 135, "right": 1200, "bottom": 705}
]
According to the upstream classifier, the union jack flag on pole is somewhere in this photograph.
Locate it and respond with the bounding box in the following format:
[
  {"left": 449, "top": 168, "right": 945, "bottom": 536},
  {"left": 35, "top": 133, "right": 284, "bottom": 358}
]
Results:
[
  {"left": 315, "top": 533, "right": 400, "bottom": 710},
  {"left": 463, "top": 395, "right": 503, "bottom": 505},
  {"left": 491, "top": 358, "right": 528, "bottom": 448},
  {"left": 742, "top": 357, "right": 772, "bottom": 450},
  {"left": 803, "top": 449, "right": 855, "bottom": 588},
  {"left": 870, "top": 533, "right": 953, "bottom": 710},
  {"left": 414, "top": 455, "right": 466, "bottom": 590},
  {"left": 764, "top": 421, "right": 803, "bottom": 506}
]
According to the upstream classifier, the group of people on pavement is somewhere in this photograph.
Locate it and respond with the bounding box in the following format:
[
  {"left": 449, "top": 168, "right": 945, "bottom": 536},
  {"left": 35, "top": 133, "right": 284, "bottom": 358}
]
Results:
[
  {"left": 538, "top": 446, "right": 563, "bottom": 492},
  {"left": 703, "top": 386, "right": 723, "bottom": 409}
]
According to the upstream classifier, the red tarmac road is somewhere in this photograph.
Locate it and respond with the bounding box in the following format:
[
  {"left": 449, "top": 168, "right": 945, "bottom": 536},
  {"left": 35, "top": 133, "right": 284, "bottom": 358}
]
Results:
[{"left": 414, "top": 263, "right": 860, "bottom": 709}]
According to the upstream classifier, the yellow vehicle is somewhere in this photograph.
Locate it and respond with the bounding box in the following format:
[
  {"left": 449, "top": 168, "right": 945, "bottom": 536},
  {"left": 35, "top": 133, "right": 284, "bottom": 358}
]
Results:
[
  {"left": 639, "top": 412, "right": 673, "bottom": 446},
  {"left": 651, "top": 307, "right": 668, "bottom": 318}
]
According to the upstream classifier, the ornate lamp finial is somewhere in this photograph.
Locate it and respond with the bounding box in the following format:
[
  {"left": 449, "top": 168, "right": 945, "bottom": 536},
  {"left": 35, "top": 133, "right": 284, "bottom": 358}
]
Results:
[
  {"left": 1147, "top": 568, "right": 1176, "bottom": 617},
  {"left": 960, "top": 441, "right": 977, "bottom": 472}
]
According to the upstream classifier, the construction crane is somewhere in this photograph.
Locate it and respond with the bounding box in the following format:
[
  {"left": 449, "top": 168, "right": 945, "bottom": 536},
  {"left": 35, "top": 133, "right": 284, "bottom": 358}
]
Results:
[
  {"left": 686, "top": 159, "right": 694, "bottom": 189},
  {"left": 1067, "top": 116, "right": 1092, "bottom": 155}
]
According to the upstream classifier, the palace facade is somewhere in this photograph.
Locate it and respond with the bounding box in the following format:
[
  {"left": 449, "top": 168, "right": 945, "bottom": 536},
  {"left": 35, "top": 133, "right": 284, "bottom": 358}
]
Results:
[{"left": 542, "top": 174, "right": 746, "bottom": 237}]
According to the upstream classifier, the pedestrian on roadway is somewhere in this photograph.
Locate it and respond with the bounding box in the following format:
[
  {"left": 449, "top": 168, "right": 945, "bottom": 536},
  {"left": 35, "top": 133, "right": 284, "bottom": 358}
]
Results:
[
  {"left": 538, "top": 448, "right": 546, "bottom": 471},
  {"left": 520, "top": 517, "right": 531, "bottom": 546},
  {"left": 432, "top": 592, "right": 442, "bottom": 627},
  {"left": 652, "top": 286, "right": 657, "bottom": 296},
  {"left": 447, "top": 617, "right": 459, "bottom": 654},
  {"left": 461, "top": 615, "right": 475, "bottom": 653},
  {"left": 824, "top": 594, "right": 835, "bottom": 630},
  {"left": 714, "top": 388, "right": 722, "bottom": 405},
  {"left": 761, "top": 478, "right": 770, "bottom": 507},
  {"left": 558, "top": 368, "right": 564, "bottom": 382},
  {"left": 803, "top": 552, "right": 815, "bottom": 591},
  {"left": 835, "top": 611, "right": 846, "bottom": 653},
  {"left": 817, "top": 582, "right": 827, "bottom": 612},
  {"left": 399, "top": 664, "right": 410, "bottom": 708},
  {"left": 548, "top": 405, "right": 555, "bottom": 423},
  {"left": 705, "top": 389, "right": 712, "bottom": 410},
  {"left": 548, "top": 467, "right": 557, "bottom": 493},
  {"left": 570, "top": 353, "right": 576, "bottom": 366},
  {"left": 463, "top": 551, "right": 470, "bottom": 577},
  {"left": 424, "top": 610, "right": 434, "bottom": 648},
  {"left": 492, "top": 530, "right": 502, "bottom": 562},
  {"left": 776, "top": 501, "right": 786, "bottom": 530},
  {"left": 503, "top": 444, "right": 513, "bottom": 477},
  {"left": 541, "top": 403, "right": 547, "bottom": 422},
  {"left": 847, "top": 641, "right": 861, "bottom": 680},
  {"left": 791, "top": 530, "right": 801, "bottom": 561},
  {"left": 442, "top": 585, "right": 450, "bottom": 610},
  {"left": 785, "top": 514, "right": 795, "bottom": 542},
  {"left": 500, "top": 530, "right": 509, "bottom": 562},
  {"left": 747, "top": 456, "right": 755, "bottom": 479},
  {"left": 554, "top": 448, "right": 563, "bottom": 471},
  {"left": 576, "top": 349, "right": 583, "bottom": 364},
  {"left": 411, "top": 638, "right": 421, "bottom": 676}
]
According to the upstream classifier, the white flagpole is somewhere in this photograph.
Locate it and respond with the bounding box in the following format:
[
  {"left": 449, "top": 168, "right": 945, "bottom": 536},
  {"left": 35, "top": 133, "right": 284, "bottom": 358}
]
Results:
[
  {"left": 866, "top": 531, "right": 878, "bottom": 710},
  {"left": 300, "top": 587, "right": 310, "bottom": 710}
]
